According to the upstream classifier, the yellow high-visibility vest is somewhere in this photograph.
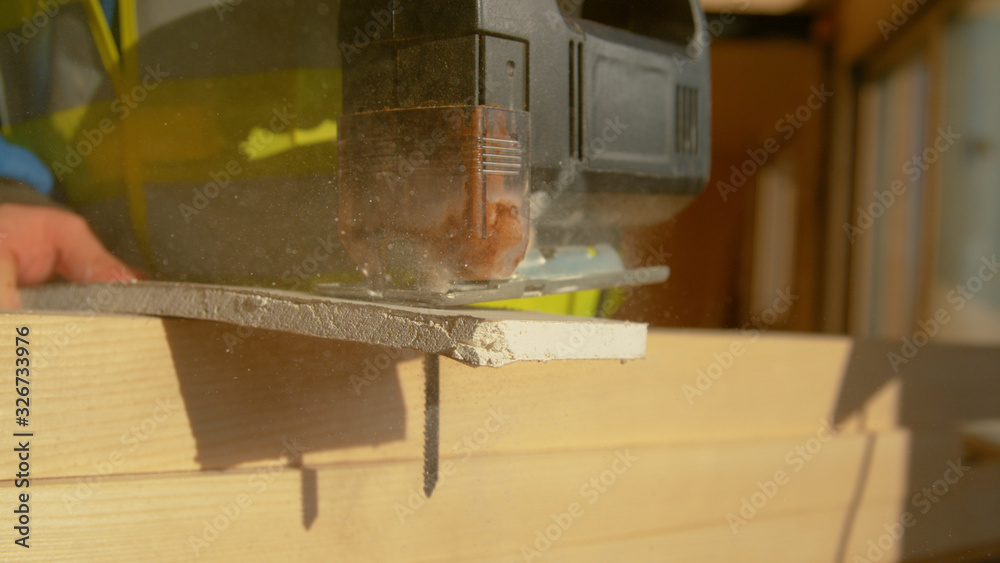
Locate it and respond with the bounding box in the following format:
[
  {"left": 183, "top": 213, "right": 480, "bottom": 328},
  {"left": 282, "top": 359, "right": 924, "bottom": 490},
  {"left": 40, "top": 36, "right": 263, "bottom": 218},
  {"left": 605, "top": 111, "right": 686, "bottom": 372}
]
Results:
[
  {"left": 0, "top": 0, "right": 602, "bottom": 315},
  {"left": 0, "top": 0, "right": 343, "bottom": 283}
]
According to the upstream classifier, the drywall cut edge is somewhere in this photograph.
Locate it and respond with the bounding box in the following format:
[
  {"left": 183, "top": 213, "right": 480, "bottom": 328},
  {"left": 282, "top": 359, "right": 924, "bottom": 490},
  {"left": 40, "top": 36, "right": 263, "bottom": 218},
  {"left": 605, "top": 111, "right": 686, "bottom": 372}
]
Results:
[{"left": 20, "top": 282, "right": 647, "bottom": 367}]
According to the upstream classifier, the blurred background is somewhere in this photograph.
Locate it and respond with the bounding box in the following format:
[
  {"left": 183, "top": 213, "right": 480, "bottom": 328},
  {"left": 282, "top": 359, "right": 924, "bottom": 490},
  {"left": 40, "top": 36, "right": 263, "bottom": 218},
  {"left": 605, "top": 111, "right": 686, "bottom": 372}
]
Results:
[{"left": 619, "top": 0, "right": 1000, "bottom": 346}]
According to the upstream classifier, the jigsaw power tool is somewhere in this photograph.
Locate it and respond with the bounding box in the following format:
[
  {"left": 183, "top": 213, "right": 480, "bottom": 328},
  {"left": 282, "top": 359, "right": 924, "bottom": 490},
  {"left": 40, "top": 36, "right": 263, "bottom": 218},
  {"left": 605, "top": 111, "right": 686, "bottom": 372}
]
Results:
[
  {"left": 326, "top": 0, "right": 711, "bottom": 305},
  {"left": 0, "top": 0, "right": 710, "bottom": 307}
]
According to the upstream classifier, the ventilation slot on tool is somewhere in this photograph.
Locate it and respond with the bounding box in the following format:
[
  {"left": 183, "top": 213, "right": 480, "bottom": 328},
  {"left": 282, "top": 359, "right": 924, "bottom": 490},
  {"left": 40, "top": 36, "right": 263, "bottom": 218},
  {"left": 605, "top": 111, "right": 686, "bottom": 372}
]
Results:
[
  {"left": 675, "top": 85, "right": 699, "bottom": 155},
  {"left": 480, "top": 137, "right": 524, "bottom": 176}
]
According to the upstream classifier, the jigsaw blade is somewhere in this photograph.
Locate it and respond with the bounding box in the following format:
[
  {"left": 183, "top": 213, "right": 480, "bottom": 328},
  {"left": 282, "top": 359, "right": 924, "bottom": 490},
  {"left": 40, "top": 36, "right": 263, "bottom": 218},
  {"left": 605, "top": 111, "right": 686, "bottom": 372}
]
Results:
[{"left": 423, "top": 353, "right": 440, "bottom": 497}]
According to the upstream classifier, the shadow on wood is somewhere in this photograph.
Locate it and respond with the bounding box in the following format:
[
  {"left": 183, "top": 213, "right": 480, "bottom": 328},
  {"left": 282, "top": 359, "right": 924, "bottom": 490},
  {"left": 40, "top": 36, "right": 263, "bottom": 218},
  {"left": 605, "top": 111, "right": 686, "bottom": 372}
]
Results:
[
  {"left": 161, "top": 318, "right": 412, "bottom": 469},
  {"left": 161, "top": 318, "right": 413, "bottom": 529},
  {"left": 831, "top": 340, "right": 1000, "bottom": 561}
]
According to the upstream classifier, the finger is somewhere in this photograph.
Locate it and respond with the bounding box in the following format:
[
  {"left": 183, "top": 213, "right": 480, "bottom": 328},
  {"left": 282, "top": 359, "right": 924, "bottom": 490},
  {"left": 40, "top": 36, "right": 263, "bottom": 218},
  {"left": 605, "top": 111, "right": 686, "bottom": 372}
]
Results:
[
  {"left": 0, "top": 248, "right": 21, "bottom": 309},
  {"left": 49, "top": 217, "right": 139, "bottom": 284}
]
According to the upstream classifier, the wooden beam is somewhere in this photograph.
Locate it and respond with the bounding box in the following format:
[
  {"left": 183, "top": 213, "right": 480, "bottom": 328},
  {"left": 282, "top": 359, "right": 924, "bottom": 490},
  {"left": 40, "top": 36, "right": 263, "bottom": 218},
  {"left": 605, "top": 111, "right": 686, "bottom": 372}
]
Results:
[
  {"left": 3, "top": 436, "right": 997, "bottom": 561},
  {"left": 2, "top": 313, "right": 999, "bottom": 476},
  {"left": 0, "top": 312, "right": 997, "bottom": 561}
]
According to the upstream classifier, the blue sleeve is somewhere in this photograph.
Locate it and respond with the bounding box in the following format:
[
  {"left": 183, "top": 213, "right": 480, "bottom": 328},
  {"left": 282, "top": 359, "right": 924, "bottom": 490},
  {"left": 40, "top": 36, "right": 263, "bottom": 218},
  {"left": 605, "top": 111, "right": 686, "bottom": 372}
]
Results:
[
  {"left": 101, "top": 0, "right": 117, "bottom": 27},
  {"left": 0, "top": 0, "right": 112, "bottom": 197},
  {"left": 0, "top": 136, "right": 54, "bottom": 196}
]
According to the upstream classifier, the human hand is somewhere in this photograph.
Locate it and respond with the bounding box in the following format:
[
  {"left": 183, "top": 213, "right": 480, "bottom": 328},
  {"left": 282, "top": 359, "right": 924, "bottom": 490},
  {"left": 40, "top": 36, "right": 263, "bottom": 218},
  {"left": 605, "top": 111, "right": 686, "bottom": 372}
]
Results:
[{"left": 0, "top": 204, "right": 144, "bottom": 309}]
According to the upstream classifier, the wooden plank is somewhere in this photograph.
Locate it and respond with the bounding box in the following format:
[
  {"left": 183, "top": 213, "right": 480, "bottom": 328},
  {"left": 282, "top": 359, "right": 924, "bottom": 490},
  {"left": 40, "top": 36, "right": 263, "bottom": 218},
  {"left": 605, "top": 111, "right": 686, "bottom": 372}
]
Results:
[
  {"left": 0, "top": 315, "right": 861, "bottom": 479},
  {"left": 0, "top": 312, "right": 998, "bottom": 561},
  {"left": 1, "top": 434, "right": 995, "bottom": 562},
  {"left": 2, "top": 314, "right": 1000, "bottom": 481},
  {"left": 845, "top": 465, "right": 1000, "bottom": 562},
  {"left": 554, "top": 498, "right": 1000, "bottom": 563}
]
